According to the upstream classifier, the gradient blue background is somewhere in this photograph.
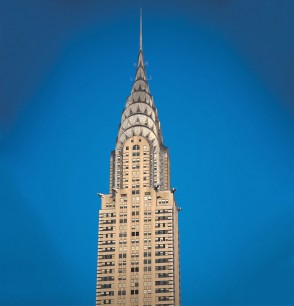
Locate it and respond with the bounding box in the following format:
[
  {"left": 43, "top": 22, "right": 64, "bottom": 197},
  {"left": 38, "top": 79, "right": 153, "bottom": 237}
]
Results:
[{"left": 0, "top": 1, "right": 294, "bottom": 305}]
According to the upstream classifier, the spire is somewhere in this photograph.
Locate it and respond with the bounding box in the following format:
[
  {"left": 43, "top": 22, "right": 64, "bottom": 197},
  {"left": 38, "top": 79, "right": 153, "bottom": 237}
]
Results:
[
  {"left": 135, "top": 7, "right": 146, "bottom": 81},
  {"left": 140, "top": 7, "right": 143, "bottom": 51}
]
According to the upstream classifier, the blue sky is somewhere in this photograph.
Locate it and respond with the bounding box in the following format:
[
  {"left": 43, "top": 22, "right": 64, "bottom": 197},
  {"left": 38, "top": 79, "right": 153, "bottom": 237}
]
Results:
[{"left": 0, "top": 1, "right": 294, "bottom": 305}]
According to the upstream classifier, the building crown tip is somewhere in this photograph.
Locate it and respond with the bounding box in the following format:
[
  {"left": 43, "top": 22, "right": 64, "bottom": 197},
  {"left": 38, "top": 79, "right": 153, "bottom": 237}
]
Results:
[{"left": 140, "top": 7, "right": 143, "bottom": 51}]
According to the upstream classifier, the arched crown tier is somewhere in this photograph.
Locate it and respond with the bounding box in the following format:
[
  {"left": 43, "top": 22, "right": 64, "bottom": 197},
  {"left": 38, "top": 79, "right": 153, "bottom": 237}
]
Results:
[
  {"left": 116, "top": 126, "right": 160, "bottom": 151},
  {"left": 121, "top": 102, "right": 157, "bottom": 122},
  {"left": 126, "top": 91, "right": 153, "bottom": 108},
  {"left": 131, "top": 79, "right": 150, "bottom": 93}
]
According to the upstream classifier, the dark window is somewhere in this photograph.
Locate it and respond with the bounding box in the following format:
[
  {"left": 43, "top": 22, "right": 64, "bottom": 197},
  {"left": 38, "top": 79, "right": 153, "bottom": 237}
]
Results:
[
  {"left": 155, "top": 288, "right": 169, "bottom": 293},
  {"left": 155, "top": 251, "right": 166, "bottom": 256},
  {"left": 131, "top": 232, "right": 139, "bottom": 236},
  {"left": 155, "top": 281, "right": 169, "bottom": 286},
  {"left": 155, "top": 258, "right": 169, "bottom": 263},
  {"left": 158, "top": 296, "right": 169, "bottom": 301},
  {"left": 131, "top": 267, "right": 139, "bottom": 272},
  {"left": 101, "top": 255, "right": 113, "bottom": 259},
  {"left": 101, "top": 284, "right": 112, "bottom": 289},
  {"left": 100, "top": 276, "right": 114, "bottom": 281},
  {"left": 155, "top": 266, "right": 166, "bottom": 271},
  {"left": 157, "top": 273, "right": 169, "bottom": 278},
  {"left": 155, "top": 230, "right": 169, "bottom": 235}
]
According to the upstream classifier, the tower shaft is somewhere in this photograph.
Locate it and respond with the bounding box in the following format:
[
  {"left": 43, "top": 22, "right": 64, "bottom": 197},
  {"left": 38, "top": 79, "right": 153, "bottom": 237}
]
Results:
[{"left": 96, "top": 12, "right": 180, "bottom": 306}]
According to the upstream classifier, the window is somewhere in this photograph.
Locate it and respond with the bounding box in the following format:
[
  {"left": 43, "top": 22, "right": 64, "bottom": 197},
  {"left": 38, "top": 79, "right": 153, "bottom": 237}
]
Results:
[
  {"left": 131, "top": 232, "right": 139, "bottom": 236},
  {"left": 100, "top": 276, "right": 114, "bottom": 281},
  {"left": 118, "top": 290, "right": 126, "bottom": 295},
  {"left": 131, "top": 289, "right": 139, "bottom": 295},
  {"left": 157, "top": 273, "right": 169, "bottom": 278},
  {"left": 155, "top": 288, "right": 170, "bottom": 293},
  {"left": 155, "top": 251, "right": 166, "bottom": 256},
  {"left": 131, "top": 239, "right": 139, "bottom": 244},
  {"left": 155, "top": 230, "right": 169, "bottom": 235},
  {"left": 155, "top": 281, "right": 169, "bottom": 286},
  {"left": 102, "top": 300, "right": 113, "bottom": 304},
  {"left": 155, "top": 266, "right": 166, "bottom": 271},
  {"left": 101, "top": 284, "right": 112, "bottom": 289},
  {"left": 157, "top": 296, "right": 169, "bottom": 301},
  {"left": 101, "top": 255, "right": 113, "bottom": 259},
  {"left": 131, "top": 267, "right": 139, "bottom": 272},
  {"left": 144, "top": 266, "right": 151, "bottom": 272},
  {"left": 155, "top": 258, "right": 169, "bottom": 263},
  {"left": 99, "top": 291, "right": 114, "bottom": 296}
]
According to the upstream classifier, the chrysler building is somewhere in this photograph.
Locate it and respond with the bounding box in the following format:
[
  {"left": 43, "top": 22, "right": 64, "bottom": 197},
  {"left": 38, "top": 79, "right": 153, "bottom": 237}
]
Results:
[{"left": 96, "top": 11, "right": 181, "bottom": 306}]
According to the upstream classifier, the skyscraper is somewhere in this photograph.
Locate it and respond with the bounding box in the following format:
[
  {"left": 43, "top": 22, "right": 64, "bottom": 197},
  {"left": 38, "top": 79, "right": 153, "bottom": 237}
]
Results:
[{"left": 96, "top": 11, "right": 181, "bottom": 306}]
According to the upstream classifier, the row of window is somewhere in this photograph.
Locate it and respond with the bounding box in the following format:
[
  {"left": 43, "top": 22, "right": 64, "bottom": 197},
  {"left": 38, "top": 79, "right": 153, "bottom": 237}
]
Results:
[
  {"left": 98, "top": 289, "right": 173, "bottom": 297},
  {"left": 99, "top": 240, "right": 115, "bottom": 245},
  {"left": 100, "top": 249, "right": 174, "bottom": 258},
  {"left": 97, "top": 291, "right": 114, "bottom": 296},
  {"left": 98, "top": 262, "right": 115, "bottom": 267},
  {"left": 100, "top": 241, "right": 172, "bottom": 250},
  {"left": 99, "top": 284, "right": 112, "bottom": 289},
  {"left": 101, "top": 213, "right": 116, "bottom": 218},
  {"left": 155, "top": 230, "right": 170, "bottom": 235},
  {"left": 102, "top": 233, "right": 115, "bottom": 238},
  {"left": 99, "top": 248, "right": 115, "bottom": 253},
  {"left": 97, "top": 299, "right": 113, "bottom": 304},
  {"left": 99, "top": 276, "right": 114, "bottom": 282},
  {"left": 101, "top": 214, "right": 171, "bottom": 222},
  {"left": 156, "top": 209, "right": 172, "bottom": 214},
  {"left": 99, "top": 264, "right": 171, "bottom": 273},
  {"left": 100, "top": 219, "right": 116, "bottom": 224},
  {"left": 99, "top": 226, "right": 115, "bottom": 231},
  {"left": 101, "top": 221, "right": 171, "bottom": 228}
]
